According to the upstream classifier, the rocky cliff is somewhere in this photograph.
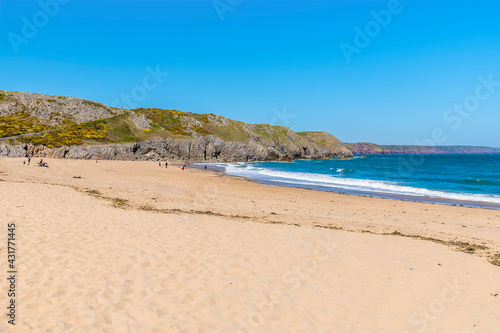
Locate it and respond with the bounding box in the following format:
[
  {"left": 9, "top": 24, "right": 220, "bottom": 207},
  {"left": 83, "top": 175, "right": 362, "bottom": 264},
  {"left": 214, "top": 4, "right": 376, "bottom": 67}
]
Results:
[
  {"left": 345, "top": 142, "right": 500, "bottom": 155},
  {"left": 0, "top": 90, "right": 352, "bottom": 161},
  {"left": 0, "top": 134, "right": 352, "bottom": 162}
]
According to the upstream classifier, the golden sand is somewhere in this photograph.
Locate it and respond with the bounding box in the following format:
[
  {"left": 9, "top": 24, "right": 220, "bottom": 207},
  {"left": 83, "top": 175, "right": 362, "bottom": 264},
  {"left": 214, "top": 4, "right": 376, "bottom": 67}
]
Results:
[{"left": 0, "top": 157, "right": 499, "bottom": 332}]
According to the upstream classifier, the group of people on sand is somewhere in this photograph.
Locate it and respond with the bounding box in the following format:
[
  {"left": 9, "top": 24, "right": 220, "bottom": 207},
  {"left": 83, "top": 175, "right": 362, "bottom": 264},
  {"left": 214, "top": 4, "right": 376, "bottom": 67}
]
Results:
[
  {"left": 154, "top": 160, "right": 207, "bottom": 171},
  {"left": 18, "top": 156, "right": 210, "bottom": 171},
  {"left": 37, "top": 158, "right": 49, "bottom": 167},
  {"left": 22, "top": 156, "right": 48, "bottom": 167}
]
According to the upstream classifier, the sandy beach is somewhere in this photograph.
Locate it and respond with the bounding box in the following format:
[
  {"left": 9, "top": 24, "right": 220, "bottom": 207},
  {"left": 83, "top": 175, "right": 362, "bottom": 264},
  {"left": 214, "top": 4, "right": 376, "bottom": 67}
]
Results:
[{"left": 0, "top": 157, "right": 499, "bottom": 332}]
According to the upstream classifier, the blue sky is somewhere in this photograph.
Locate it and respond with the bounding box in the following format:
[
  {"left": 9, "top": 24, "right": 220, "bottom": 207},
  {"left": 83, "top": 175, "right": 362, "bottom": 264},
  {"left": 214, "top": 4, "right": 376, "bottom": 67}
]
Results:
[{"left": 0, "top": 0, "right": 499, "bottom": 146}]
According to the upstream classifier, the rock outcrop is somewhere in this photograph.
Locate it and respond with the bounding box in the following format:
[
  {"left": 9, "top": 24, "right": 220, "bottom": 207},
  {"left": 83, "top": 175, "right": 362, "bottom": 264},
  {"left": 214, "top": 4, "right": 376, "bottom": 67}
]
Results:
[
  {"left": 0, "top": 135, "right": 353, "bottom": 162},
  {"left": 0, "top": 91, "right": 117, "bottom": 126}
]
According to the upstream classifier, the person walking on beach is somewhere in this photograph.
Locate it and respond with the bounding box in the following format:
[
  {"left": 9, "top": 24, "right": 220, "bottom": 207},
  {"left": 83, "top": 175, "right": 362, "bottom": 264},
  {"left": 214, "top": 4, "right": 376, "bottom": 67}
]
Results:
[
  {"left": 159, "top": 161, "right": 161, "bottom": 167},
  {"left": 165, "top": 162, "right": 168, "bottom": 169},
  {"left": 27, "top": 157, "right": 31, "bottom": 165}
]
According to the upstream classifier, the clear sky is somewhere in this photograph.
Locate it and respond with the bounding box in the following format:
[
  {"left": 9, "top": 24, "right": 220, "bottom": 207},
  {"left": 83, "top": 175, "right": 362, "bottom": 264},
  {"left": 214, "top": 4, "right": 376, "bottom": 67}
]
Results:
[{"left": 1, "top": 0, "right": 499, "bottom": 146}]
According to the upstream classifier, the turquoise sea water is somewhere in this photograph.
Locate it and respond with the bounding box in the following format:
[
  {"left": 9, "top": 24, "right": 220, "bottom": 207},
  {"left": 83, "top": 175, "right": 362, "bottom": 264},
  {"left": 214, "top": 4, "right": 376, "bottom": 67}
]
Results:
[{"left": 207, "top": 155, "right": 500, "bottom": 208}]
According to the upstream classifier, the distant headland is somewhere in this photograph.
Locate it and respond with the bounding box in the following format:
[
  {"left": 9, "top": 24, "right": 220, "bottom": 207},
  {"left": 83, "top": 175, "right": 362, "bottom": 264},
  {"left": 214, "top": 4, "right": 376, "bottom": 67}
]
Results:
[{"left": 345, "top": 142, "right": 500, "bottom": 155}]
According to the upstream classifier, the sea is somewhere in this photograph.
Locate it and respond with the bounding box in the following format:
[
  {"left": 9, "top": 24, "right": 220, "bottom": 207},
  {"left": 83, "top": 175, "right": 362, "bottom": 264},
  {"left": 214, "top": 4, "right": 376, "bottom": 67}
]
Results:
[{"left": 201, "top": 155, "right": 500, "bottom": 209}]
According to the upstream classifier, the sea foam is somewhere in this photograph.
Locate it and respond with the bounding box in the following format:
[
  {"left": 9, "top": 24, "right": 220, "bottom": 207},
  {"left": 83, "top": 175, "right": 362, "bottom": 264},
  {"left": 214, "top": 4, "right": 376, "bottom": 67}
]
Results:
[{"left": 211, "top": 162, "right": 500, "bottom": 205}]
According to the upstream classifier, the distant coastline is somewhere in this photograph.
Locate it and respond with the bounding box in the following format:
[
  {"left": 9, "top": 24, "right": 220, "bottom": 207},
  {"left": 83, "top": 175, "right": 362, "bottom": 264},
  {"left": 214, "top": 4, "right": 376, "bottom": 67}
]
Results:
[{"left": 345, "top": 142, "right": 500, "bottom": 155}]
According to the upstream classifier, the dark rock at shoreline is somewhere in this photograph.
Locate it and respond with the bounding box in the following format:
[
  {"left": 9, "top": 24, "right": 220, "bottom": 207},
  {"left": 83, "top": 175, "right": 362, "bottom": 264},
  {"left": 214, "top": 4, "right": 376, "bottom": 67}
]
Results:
[{"left": 0, "top": 134, "right": 353, "bottom": 162}]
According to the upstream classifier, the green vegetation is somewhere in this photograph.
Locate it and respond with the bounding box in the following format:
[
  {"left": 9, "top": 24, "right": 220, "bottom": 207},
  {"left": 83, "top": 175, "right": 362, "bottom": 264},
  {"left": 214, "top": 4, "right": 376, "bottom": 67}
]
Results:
[
  {"left": 1, "top": 93, "right": 349, "bottom": 154},
  {"left": 136, "top": 108, "right": 186, "bottom": 134},
  {"left": 209, "top": 121, "right": 248, "bottom": 142},
  {"left": 297, "top": 131, "right": 321, "bottom": 136},
  {"left": 251, "top": 124, "right": 293, "bottom": 145},
  {"left": 101, "top": 116, "right": 142, "bottom": 143},
  {"left": 190, "top": 113, "right": 243, "bottom": 139},
  {"left": 297, "top": 131, "right": 346, "bottom": 151},
  {"left": 84, "top": 100, "right": 107, "bottom": 109},
  {"left": 316, "top": 139, "right": 327, "bottom": 146},
  {"left": 0, "top": 111, "right": 53, "bottom": 138},
  {"left": 15, "top": 115, "right": 144, "bottom": 148},
  {"left": 0, "top": 92, "right": 14, "bottom": 101},
  {"left": 134, "top": 108, "right": 212, "bottom": 136},
  {"left": 5, "top": 106, "right": 332, "bottom": 148},
  {"left": 192, "top": 125, "right": 207, "bottom": 134},
  {"left": 18, "top": 122, "right": 107, "bottom": 148}
]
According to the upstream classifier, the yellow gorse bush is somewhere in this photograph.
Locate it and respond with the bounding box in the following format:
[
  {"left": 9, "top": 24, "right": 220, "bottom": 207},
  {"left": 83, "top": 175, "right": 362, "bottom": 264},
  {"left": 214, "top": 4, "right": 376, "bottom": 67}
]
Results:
[
  {"left": 19, "top": 123, "right": 108, "bottom": 148},
  {"left": 0, "top": 111, "right": 53, "bottom": 138}
]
